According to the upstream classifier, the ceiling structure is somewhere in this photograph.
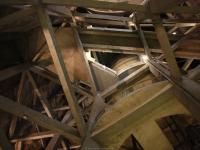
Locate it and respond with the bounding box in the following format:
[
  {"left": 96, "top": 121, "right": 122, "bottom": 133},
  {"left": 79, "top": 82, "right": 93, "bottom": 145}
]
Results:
[{"left": 0, "top": 0, "right": 200, "bottom": 150}]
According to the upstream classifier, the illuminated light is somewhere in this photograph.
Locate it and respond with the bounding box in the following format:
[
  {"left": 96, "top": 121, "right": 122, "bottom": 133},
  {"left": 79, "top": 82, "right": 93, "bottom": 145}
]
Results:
[
  {"left": 87, "top": 25, "right": 93, "bottom": 29},
  {"left": 172, "top": 32, "right": 177, "bottom": 35},
  {"left": 140, "top": 55, "right": 149, "bottom": 63},
  {"left": 85, "top": 51, "right": 95, "bottom": 62},
  {"left": 129, "top": 13, "right": 134, "bottom": 18},
  {"left": 128, "top": 21, "right": 135, "bottom": 27},
  {"left": 85, "top": 51, "right": 91, "bottom": 59}
]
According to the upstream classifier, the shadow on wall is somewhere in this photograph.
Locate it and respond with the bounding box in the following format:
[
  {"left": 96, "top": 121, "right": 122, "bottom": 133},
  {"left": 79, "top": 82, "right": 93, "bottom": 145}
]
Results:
[{"left": 156, "top": 114, "right": 200, "bottom": 150}]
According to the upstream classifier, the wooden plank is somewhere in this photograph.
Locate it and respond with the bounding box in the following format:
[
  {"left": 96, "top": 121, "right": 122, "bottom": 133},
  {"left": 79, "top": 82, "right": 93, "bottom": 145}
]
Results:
[
  {"left": 30, "top": 66, "right": 60, "bottom": 84},
  {"left": 11, "top": 131, "right": 56, "bottom": 143},
  {"left": 45, "top": 111, "right": 72, "bottom": 150},
  {"left": 154, "top": 22, "right": 181, "bottom": 79},
  {"left": 15, "top": 141, "right": 22, "bottom": 150},
  {"left": 9, "top": 73, "right": 26, "bottom": 137},
  {"left": 0, "top": 64, "right": 29, "bottom": 82},
  {"left": 79, "top": 29, "right": 179, "bottom": 41},
  {"left": 84, "top": 44, "right": 145, "bottom": 54},
  {"left": 27, "top": 71, "right": 54, "bottom": 118},
  {"left": 0, "top": 128, "right": 13, "bottom": 150},
  {"left": 0, "top": 95, "right": 81, "bottom": 143},
  {"left": 36, "top": 3, "right": 86, "bottom": 136},
  {"left": 46, "top": 96, "right": 88, "bottom": 150},
  {"left": 137, "top": 25, "right": 152, "bottom": 58}
]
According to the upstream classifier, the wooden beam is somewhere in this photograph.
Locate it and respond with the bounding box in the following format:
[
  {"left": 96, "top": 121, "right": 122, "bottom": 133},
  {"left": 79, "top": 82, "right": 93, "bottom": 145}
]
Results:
[
  {"left": 182, "top": 59, "right": 193, "bottom": 71},
  {"left": 30, "top": 66, "right": 60, "bottom": 84},
  {"left": 0, "top": 64, "right": 29, "bottom": 82},
  {"left": 148, "top": 60, "right": 200, "bottom": 120},
  {"left": 0, "top": 95, "right": 81, "bottom": 143},
  {"left": 75, "top": 12, "right": 131, "bottom": 22},
  {"left": 72, "top": 26, "right": 97, "bottom": 93},
  {"left": 187, "top": 65, "right": 200, "bottom": 81},
  {"left": 1, "top": 0, "right": 200, "bottom": 14},
  {"left": 14, "top": 141, "right": 22, "bottom": 150},
  {"left": 45, "top": 111, "right": 72, "bottom": 150},
  {"left": 11, "top": 131, "right": 56, "bottom": 143},
  {"left": 158, "top": 24, "right": 200, "bottom": 60},
  {"left": 0, "top": 0, "right": 146, "bottom": 12},
  {"left": 101, "top": 64, "right": 149, "bottom": 98},
  {"left": 79, "top": 29, "right": 179, "bottom": 42},
  {"left": 45, "top": 96, "right": 87, "bottom": 150},
  {"left": 0, "top": 8, "right": 35, "bottom": 26},
  {"left": 36, "top": 3, "right": 86, "bottom": 136},
  {"left": 147, "top": 0, "right": 183, "bottom": 13},
  {"left": 30, "top": 65, "right": 94, "bottom": 98},
  {"left": 154, "top": 22, "right": 181, "bottom": 79},
  {"left": 27, "top": 71, "right": 54, "bottom": 118},
  {"left": 85, "top": 44, "right": 200, "bottom": 59},
  {"left": 0, "top": 128, "right": 13, "bottom": 150},
  {"left": 9, "top": 73, "right": 26, "bottom": 137}
]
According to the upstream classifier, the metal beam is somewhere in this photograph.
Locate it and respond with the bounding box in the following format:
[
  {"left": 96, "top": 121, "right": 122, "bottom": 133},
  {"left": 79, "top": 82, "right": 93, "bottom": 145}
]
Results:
[
  {"left": 36, "top": 3, "right": 86, "bottom": 136},
  {"left": 0, "top": 95, "right": 81, "bottom": 143}
]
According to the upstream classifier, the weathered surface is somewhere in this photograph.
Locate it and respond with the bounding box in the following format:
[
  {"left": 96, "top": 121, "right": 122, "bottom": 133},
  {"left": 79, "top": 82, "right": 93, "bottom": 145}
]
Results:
[{"left": 92, "top": 81, "right": 190, "bottom": 149}]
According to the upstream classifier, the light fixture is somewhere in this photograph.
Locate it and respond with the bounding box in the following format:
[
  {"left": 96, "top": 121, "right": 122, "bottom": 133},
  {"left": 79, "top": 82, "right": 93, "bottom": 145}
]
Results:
[
  {"left": 140, "top": 55, "right": 149, "bottom": 63},
  {"left": 87, "top": 25, "right": 93, "bottom": 29},
  {"left": 172, "top": 32, "right": 177, "bottom": 35}
]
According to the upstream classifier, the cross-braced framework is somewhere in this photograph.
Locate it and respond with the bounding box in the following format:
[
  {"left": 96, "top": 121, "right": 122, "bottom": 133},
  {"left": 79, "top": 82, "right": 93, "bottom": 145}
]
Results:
[{"left": 0, "top": 0, "right": 200, "bottom": 149}]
